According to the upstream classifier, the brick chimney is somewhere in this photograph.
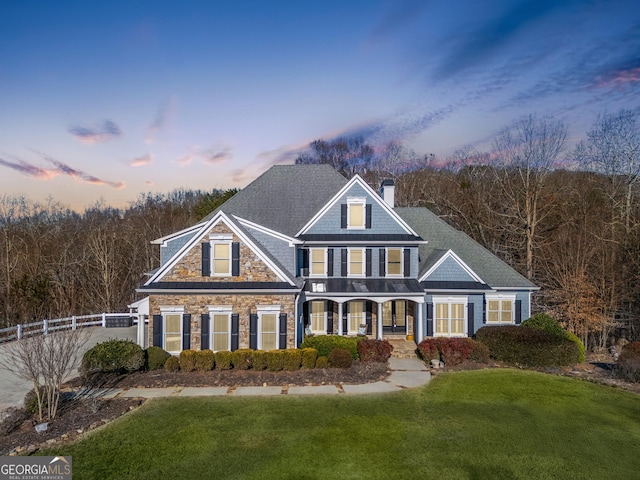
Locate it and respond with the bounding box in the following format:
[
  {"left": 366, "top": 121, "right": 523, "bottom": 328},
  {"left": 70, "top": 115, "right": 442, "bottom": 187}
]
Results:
[{"left": 380, "top": 179, "right": 395, "bottom": 208}]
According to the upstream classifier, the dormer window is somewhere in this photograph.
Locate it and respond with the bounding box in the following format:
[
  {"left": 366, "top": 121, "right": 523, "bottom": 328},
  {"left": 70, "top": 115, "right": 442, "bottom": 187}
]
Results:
[{"left": 341, "top": 197, "right": 371, "bottom": 229}]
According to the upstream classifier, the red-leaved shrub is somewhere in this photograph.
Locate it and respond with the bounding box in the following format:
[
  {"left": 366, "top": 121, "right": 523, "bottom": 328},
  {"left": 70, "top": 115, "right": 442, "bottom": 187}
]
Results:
[
  {"left": 418, "top": 337, "right": 481, "bottom": 366},
  {"left": 357, "top": 339, "right": 394, "bottom": 363},
  {"left": 617, "top": 341, "right": 640, "bottom": 382}
]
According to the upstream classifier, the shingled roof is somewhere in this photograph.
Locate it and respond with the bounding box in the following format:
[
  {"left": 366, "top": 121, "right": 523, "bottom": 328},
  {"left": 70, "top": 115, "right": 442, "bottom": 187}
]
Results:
[
  {"left": 201, "top": 164, "right": 348, "bottom": 237},
  {"left": 396, "top": 207, "right": 536, "bottom": 289}
]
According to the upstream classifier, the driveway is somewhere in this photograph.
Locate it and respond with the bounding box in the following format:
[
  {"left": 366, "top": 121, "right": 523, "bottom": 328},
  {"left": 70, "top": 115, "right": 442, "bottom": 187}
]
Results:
[{"left": 0, "top": 326, "right": 141, "bottom": 412}]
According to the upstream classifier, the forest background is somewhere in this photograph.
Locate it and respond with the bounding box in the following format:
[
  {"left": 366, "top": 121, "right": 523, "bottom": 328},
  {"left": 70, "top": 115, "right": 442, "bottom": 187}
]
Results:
[{"left": 1, "top": 111, "right": 638, "bottom": 352}]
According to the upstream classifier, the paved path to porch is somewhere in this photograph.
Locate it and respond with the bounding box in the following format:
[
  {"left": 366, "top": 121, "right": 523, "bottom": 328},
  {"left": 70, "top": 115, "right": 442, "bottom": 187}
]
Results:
[{"left": 70, "top": 357, "right": 431, "bottom": 401}]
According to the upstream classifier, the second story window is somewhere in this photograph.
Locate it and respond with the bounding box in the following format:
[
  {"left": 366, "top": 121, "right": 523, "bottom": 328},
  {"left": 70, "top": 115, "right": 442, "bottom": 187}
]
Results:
[
  {"left": 348, "top": 248, "right": 365, "bottom": 276},
  {"left": 212, "top": 242, "right": 231, "bottom": 275},
  {"left": 348, "top": 200, "right": 365, "bottom": 229},
  {"left": 310, "top": 248, "right": 326, "bottom": 276},
  {"left": 387, "top": 248, "right": 403, "bottom": 276}
]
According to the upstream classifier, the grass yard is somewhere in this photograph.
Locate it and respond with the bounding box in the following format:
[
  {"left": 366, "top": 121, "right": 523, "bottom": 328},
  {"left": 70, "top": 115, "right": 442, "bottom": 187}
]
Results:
[{"left": 43, "top": 370, "right": 640, "bottom": 479}]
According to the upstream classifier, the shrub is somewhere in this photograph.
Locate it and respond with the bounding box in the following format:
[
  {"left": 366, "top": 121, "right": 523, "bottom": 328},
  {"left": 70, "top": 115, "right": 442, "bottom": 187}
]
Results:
[
  {"left": 523, "top": 313, "right": 586, "bottom": 363},
  {"left": 315, "top": 356, "right": 329, "bottom": 368},
  {"left": 357, "top": 339, "right": 394, "bottom": 363},
  {"left": 164, "top": 356, "right": 180, "bottom": 372},
  {"left": 469, "top": 340, "right": 491, "bottom": 363},
  {"left": 266, "top": 350, "right": 285, "bottom": 372},
  {"left": 82, "top": 339, "right": 145, "bottom": 374},
  {"left": 300, "top": 335, "right": 360, "bottom": 359},
  {"left": 476, "top": 326, "right": 579, "bottom": 367},
  {"left": 195, "top": 350, "right": 215, "bottom": 371},
  {"left": 24, "top": 387, "right": 47, "bottom": 415},
  {"left": 231, "top": 349, "right": 252, "bottom": 370},
  {"left": 283, "top": 349, "right": 303, "bottom": 371},
  {"left": 215, "top": 351, "right": 233, "bottom": 370},
  {"left": 146, "top": 346, "right": 170, "bottom": 371},
  {"left": 617, "top": 341, "right": 640, "bottom": 382},
  {"left": 417, "top": 339, "right": 440, "bottom": 361},
  {"left": 301, "top": 348, "right": 318, "bottom": 369},
  {"left": 252, "top": 350, "right": 268, "bottom": 370},
  {"left": 417, "top": 338, "right": 478, "bottom": 366},
  {"left": 328, "top": 348, "right": 353, "bottom": 368},
  {"left": 179, "top": 350, "right": 197, "bottom": 372}
]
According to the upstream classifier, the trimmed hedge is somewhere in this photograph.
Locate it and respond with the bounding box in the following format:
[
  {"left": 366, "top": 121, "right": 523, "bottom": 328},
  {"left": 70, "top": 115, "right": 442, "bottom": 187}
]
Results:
[
  {"left": 301, "top": 348, "right": 318, "bottom": 369},
  {"left": 252, "top": 350, "right": 267, "bottom": 371},
  {"left": 357, "top": 339, "right": 394, "bottom": 363},
  {"left": 283, "top": 349, "right": 303, "bottom": 371},
  {"left": 522, "top": 313, "right": 586, "bottom": 363},
  {"left": 232, "top": 349, "right": 253, "bottom": 370},
  {"left": 82, "top": 339, "right": 145, "bottom": 374},
  {"left": 195, "top": 350, "right": 215, "bottom": 371},
  {"left": 417, "top": 339, "right": 439, "bottom": 361},
  {"left": 146, "top": 346, "right": 170, "bottom": 371},
  {"left": 215, "top": 351, "right": 233, "bottom": 370},
  {"left": 417, "top": 337, "right": 480, "bottom": 366},
  {"left": 179, "top": 350, "right": 197, "bottom": 372},
  {"left": 328, "top": 348, "right": 353, "bottom": 368},
  {"left": 476, "top": 326, "right": 580, "bottom": 367},
  {"left": 266, "top": 350, "right": 284, "bottom": 372},
  {"left": 164, "top": 356, "right": 180, "bottom": 372},
  {"left": 315, "top": 356, "right": 329, "bottom": 368},
  {"left": 617, "top": 341, "right": 640, "bottom": 382},
  {"left": 300, "top": 335, "right": 360, "bottom": 359}
]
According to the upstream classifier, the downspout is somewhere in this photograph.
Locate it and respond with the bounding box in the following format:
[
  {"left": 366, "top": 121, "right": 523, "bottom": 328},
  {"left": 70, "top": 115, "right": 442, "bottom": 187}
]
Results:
[{"left": 294, "top": 293, "right": 299, "bottom": 348}]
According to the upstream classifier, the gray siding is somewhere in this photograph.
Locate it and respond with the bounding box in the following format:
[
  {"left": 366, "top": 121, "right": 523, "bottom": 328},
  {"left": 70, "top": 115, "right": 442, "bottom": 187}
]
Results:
[
  {"left": 244, "top": 227, "right": 296, "bottom": 274},
  {"left": 160, "top": 232, "right": 197, "bottom": 266},
  {"left": 468, "top": 294, "right": 484, "bottom": 335},
  {"left": 306, "top": 183, "right": 408, "bottom": 235},
  {"left": 425, "top": 256, "right": 477, "bottom": 282},
  {"left": 310, "top": 246, "right": 418, "bottom": 278}
]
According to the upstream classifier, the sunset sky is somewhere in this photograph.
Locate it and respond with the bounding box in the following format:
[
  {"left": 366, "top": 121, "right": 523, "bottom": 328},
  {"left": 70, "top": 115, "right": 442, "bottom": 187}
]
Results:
[{"left": 1, "top": 0, "right": 639, "bottom": 210}]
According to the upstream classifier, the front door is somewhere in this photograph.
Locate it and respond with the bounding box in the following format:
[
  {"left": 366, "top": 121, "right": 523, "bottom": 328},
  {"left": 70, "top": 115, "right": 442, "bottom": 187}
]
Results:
[{"left": 382, "top": 301, "right": 406, "bottom": 334}]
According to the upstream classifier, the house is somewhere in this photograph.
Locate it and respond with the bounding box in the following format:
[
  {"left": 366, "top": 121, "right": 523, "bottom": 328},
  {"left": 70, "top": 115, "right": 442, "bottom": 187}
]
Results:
[{"left": 137, "top": 164, "right": 537, "bottom": 354}]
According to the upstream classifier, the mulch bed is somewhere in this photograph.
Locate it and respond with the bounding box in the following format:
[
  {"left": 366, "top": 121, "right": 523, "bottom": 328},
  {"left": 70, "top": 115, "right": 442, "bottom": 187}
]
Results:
[{"left": 0, "top": 362, "right": 389, "bottom": 456}]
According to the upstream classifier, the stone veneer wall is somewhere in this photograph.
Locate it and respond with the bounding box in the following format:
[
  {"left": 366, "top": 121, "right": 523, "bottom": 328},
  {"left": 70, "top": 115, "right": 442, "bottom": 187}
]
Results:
[
  {"left": 149, "top": 293, "right": 296, "bottom": 350},
  {"left": 163, "top": 223, "right": 281, "bottom": 283}
]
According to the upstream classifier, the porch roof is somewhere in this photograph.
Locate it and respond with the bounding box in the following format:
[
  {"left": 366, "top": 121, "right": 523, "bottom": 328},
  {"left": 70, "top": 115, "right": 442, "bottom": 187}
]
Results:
[
  {"left": 139, "top": 281, "right": 299, "bottom": 293},
  {"left": 303, "top": 278, "right": 424, "bottom": 296}
]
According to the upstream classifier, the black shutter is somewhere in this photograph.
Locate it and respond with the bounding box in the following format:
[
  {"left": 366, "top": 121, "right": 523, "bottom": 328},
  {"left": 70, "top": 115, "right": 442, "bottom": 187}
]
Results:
[
  {"left": 379, "top": 249, "right": 386, "bottom": 277},
  {"left": 301, "top": 249, "right": 309, "bottom": 276},
  {"left": 153, "top": 314, "right": 163, "bottom": 347},
  {"left": 201, "top": 243, "right": 211, "bottom": 276},
  {"left": 231, "top": 314, "right": 239, "bottom": 351},
  {"left": 182, "top": 314, "right": 191, "bottom": 350},
  {"left": 515, "top": 300, "right": 522, "bottom": 324},
  {"left": 343, "top": 302, "right": 349, "bottom": 334},
  {"left": 426, "top": 303, "right": 433, "bottom": 336},
  {"left": 483, "top": 299, "right": 487, "bottom": 324},
  {"left": 404, "top": 248, "right": 411, "bottom": 277},
  {"left": 327, "top": 303, "right": 333, "bottom": 334},
  {"left": 467, "top": 303, "right": 474, "bottom": 337},
  {"left": 249, "top": 314, "right": 258, "bottom": 349},
  {"left": 279, "top": 313, "right": 287, "bottom": 349},
  {"left": 327, "top": 249, "right": 334, "bottom": 277},
  {"left": 201, "top": 314, "right": 210, "bottom": 350},
  {"left": 365, "top": 204, "right": 372, "bottom": 229},
  {"left": 341, "top": 204, "right": 347, "bottom": 228},
  {"left": 365, "top": 301, "right": 373, "bottom": 335},
  {"left": 341, "top": 248, "right": 347, "bottom": 276},
  {"left": 232, "top": 242, "right": 240, "bottom": 276},
  {"left": 365, "top": 248, "right": 372, "bottom": 277}
]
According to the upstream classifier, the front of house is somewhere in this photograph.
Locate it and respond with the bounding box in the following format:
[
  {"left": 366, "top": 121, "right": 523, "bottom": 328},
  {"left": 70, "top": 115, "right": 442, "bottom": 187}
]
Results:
[{"left": 138, "top": 165, "right": 537, "bottom": 355}]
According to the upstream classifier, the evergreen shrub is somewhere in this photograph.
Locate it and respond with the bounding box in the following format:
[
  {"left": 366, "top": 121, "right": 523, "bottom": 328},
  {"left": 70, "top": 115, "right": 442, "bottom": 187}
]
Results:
[
  {"left": 522, "top": 313, "right": 586, "bottom": 363},
  {"left": 300, "top": 335, "right": 360, "bottom": 359},
  {"left": 328, "top": 348, "right": 353, "bottom": 368},
  {"left": 301, "top": 348, "right": 318, "bottom": 369},
  {"left": 195, "top": 350, "right": 215, "bottom": 371},
  {"left": 252, "top": 350, "right": 268, "bottom": 370},
  {"left": 179, "top": 350, "right": 197, "bottom": 372},
  {"left": 146, "top": 346, "right": 170, "bottom": 371},
  {"left": 232, "top": 349, "right": 253, "bottom": 370},
  {"left": 215, "top": 351, "right": 233, "bottom": 370},
  {"left": 82, "top": 339, "right": 145, "bottom": 374},
  {"left": 266, "top": 350, "right": 284, "bottom": 372},
  {"left": 283, "top": 349, "right": 303, "bottom": 371},
  {"left": 164, "top": 356, "right": 180, "bottom": 372},
  {"left": 315, "top": 356, "right": 329, "bottom": 368},
  {"left": 617, "top": 341, "right": 640, "bottom": 382}
]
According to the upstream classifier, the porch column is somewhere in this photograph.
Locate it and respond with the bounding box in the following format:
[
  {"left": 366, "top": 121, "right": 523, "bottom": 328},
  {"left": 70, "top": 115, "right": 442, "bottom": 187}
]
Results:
[
  {"left": 338, "top": 302, "right": 343, "bottom": 336},
  {"left": 417, "top": 303, "right": 423, "bottom": 343},
  {"left": 137, "top": 314, "right": 145, "bottom": 348},
  {"left": 377, "top": 302, "right": 383, "bottom": 340}
]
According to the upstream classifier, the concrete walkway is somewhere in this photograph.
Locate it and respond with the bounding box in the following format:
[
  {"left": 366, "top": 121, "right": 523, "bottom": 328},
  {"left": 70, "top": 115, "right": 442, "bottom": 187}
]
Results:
[{"left": 71, "top": 357, "right": 431, "bottom": 400}]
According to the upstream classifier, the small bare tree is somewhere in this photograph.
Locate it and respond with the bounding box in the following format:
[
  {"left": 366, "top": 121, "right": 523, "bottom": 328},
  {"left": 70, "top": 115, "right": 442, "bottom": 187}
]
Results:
[{"left": 0, "top": 327, "right": 90, "bottom": 421}]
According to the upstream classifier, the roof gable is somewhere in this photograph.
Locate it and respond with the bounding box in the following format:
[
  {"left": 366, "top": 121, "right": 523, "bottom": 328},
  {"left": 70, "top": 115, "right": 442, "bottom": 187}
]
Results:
[{"left": 420, "top": 249, "right": 484, "bottom": 283}]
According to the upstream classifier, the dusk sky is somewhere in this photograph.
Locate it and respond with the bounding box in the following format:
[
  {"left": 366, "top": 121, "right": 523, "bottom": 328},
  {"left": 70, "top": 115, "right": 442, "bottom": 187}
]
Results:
[{"left": 2, "top": 0, "right": 640, "bottom": 210}]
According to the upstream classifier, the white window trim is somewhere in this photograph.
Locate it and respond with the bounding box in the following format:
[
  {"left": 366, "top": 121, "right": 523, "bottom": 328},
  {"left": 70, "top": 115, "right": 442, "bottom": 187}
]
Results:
[
  {"left": 347, "top": 197, "right": 366, "bottom": 230},
  {"left": 257, "top": 307, "right": 281, "bottom": 350},
  {"left": 432, "top": 296, "right": 467, "bottom": 338},
  {"left": 386, "top": 247, "right": 403, "bottom": 277},
  {"left": 309, "top": 248, "right": 327, "bottom": 277},
  {"left": 485, "top": 294, "right": 516, "bottom": 324},
  {"left": 348, "top": 248, "right": 366, "bottom": 277},
  {"left": 160, "top": 306, "right": 185, "bottom": 354},
  {"left": 347, "top": 301, "right": 365, "bottom": 335},
  {"left": 208, "top": 306, "right": 232, "bottom": 352},
  {"left": 310, "top": 301, "right": 327, "bottom": 335}
]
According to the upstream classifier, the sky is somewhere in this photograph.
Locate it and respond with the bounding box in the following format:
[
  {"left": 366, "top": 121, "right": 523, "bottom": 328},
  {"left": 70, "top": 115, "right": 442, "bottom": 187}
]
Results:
[{"left": 1, "top": 0, "right": 640, "bottom": 210}]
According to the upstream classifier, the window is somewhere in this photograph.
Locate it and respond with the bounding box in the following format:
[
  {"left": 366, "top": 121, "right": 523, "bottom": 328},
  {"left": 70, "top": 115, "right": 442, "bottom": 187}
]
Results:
[
  {"left": 348, "top": 301, "right": 364, "bottom": 334},
  {"left": 212, "top": 242, "right": 231, "bottom": 275},
  {"left": 260, "top": 313, "right": 278, "bottom": 350},
  {"left": 433, "top": 297, "right": 466, "bottom": 337},
  {"left": 387, "top": 248, "right": 402, "bottom": 276},
  {"left": 212, "top": 313, "right": 231, "bottom": 351},
  {"left": 348, "top": 248, "right": 365, "bottom": 276},
  {"left": 161, "top": 306, "right": 184, "bottom": 354},
  {"left": 347, "top": 197, "right": 366, "bottom": 229},
  {"left": 310, "top": 248, "right": 326, "bottom": 276},
  {"left": 486, "top": 296, "right": 515, "bottom": 324},
  {"left": 310, "top": 301, "right": 326, "bottom": 334}
]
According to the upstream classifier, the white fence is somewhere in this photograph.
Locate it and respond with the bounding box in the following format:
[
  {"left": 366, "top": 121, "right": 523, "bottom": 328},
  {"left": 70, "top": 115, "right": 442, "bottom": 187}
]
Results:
[{"left": 0, "top": 313, "right": 134, "bottom": 344}]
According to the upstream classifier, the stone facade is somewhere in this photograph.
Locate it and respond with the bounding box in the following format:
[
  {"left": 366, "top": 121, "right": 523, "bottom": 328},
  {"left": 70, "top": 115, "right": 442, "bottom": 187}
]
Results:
[
  {"left": 163, "top": 223, "right": 280, "bottom": 283},
  {"left": 149, "top": 293, "right": 296, "bottom": 350}
]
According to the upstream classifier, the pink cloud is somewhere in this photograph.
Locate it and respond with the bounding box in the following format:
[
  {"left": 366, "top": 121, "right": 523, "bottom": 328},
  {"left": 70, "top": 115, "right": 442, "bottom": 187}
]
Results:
[{"left": 130, "top": 154, "right": 154, "bottom": 167}]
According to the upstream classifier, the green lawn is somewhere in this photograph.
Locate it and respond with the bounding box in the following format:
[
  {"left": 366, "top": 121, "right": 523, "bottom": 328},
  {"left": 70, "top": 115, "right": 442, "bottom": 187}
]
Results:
[{"left": 43, "top": 370, "right": 640, "bottom": 479}]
